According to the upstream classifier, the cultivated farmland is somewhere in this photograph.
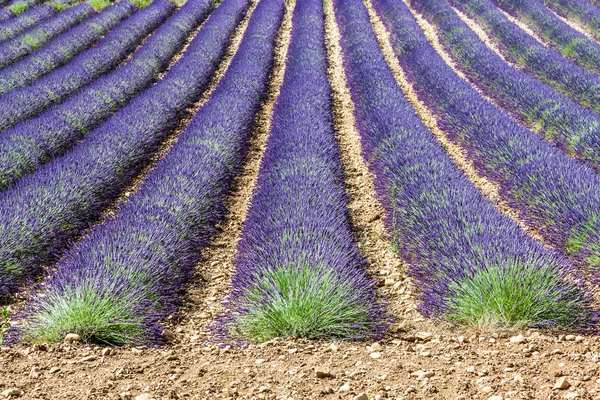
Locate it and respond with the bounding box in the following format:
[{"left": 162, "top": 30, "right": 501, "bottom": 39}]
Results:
[{"left": 1, "top": 0, "right": 600, "bottom": 398}]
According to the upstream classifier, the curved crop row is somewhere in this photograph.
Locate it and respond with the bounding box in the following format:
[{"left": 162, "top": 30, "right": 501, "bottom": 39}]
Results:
[
  {"left": 0, "top": 1, "right": 137, "bottom": 96},
  {"left": 541, "top": 0, "right": 600, "bottom": 41},
  {"left": 492, "top": 0, "right": 600, "bottom": 74},
  {"left": 0, "top": 0, "right": 174, "bottom": 130},
  {"left": 371, "top": 0, "right": 600, "bottom": 270},
  {"left": 0, "top": 4, "right": 55, "bottom": 42},
  {"left": 333, "top": 0, "right": 596, "bottom": 329},
  {"left": 449, "top": 0, "right": 600, "bottom": 115},
  {"left": 0, "top": 2, "right": 96, "bottom": 70},
  {"left": 219, "top": 0, "right": 388, "bottom": 343},
  {"left": 0, "top": 0, "right": 212, "bottom": 191},
  {"left": 12, "top": 0, "right": 284, "bottom": 346},
  {"left": 0, "top": 0, "right": 248, "bottom": 303},
  {"left": 413, "top": 0, "right": 600, "bottom": 173}
]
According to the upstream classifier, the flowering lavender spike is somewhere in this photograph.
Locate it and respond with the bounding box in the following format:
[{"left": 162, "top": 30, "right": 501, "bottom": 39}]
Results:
[
  {"left": 411, "top": 0, "right": 600, "bottom": 173},
  {"left": 371, "top": 0, "right": 600, "bottom": 271},
  {"left": 0, "top": 0, "right": 249, "bottom": 302},
  {"left": 0, "top": 2, "right": 96, "bottom": 70},
  {"left": 0, "top": 0, "right": 137, "bottom": 96},
  {"left": 0, "top": 4, "right": 55, "bottom": 42},
  {"left": 492, "top": 0, "right": 600, "bottom": 74},
  {"left": 9, "top": 0, "right": 285, "bottom": 346},
  {"left": 0, "top": 0, "right": 174, "bottom": 128},
  {"left": 216, "top": 0, "right": 390, "bottom": 343},
  {"left": 334, "top": 0, "right": 597, "bottom": 329},
  {"left": 0, "top": 0, "right": 212, "bottom": 191}
]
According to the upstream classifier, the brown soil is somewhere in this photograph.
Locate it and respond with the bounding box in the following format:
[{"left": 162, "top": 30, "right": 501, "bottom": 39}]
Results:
[{"left": 2, "top": 1, "right": 600, "bottom": 400}]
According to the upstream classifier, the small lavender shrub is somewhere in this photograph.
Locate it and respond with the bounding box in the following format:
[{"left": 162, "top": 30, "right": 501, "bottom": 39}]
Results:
[
  {"left": 220, "top": 0, "right": 389, "bottom": 342},
  {"left": 0, "top": 5, "right": 55, "bottom": 42}
]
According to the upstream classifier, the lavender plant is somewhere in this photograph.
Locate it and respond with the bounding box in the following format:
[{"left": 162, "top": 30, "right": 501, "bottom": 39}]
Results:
[
  {"left": 0, "top": 0, "right": 248, "bottom": 303},
  {"left": 0, "top": 4, "right": 55, "bottom": 42},
  {"left": 12, "top": 0, "right": 283, "bottom": 345},
  {"left": 0, "top": 0, "right": 173, "bottom": 129},
  {"left": 540, "top": 0, "right": 600, "bottom": 41},
  {"left": 449, "top": 0, "right": 600, "bottom": 115},
  {"left": 0, "top": 2, "right": 96, "bottom": 70},
  {"left": 217, "top": 0, "right": 389, "bottom": 343},
  {"left": 371, "top": 0, "right": 600, "bottom": 271},
  {"left": 334, "top": 0, "right": 596, "bottom": 329},
  {"left": 492, "top": 0, "right": 600, "bottom": 74},
  {"left": 412, "top": 0, "right": 600, "bottom": 172},
  {"left": 0, "top": 1, "right": 137, "bottom": 96},
  {"left": 0, "top": 0, "right": 211, "bottom": 190}
]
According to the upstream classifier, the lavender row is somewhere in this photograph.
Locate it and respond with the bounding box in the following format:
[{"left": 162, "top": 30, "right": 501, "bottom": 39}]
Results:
[
  {"left": 492, "top": 0, "right": 600, "bottom": 74},
  {"left": 0, "top": 0, "right": 173, "bottom": 130},
  {"left": 0, "top": 0, "right": 211, "bottom": 191},
  {"left": 334, "top": 0, "right": 596, "bottom": 328},
  {"left": 0, "top": 1, "right": 136, "bottom": 96},
  {"left": 13, "top": 0, "right": 283, "bottom": 345},
  {"left": 372, "top": 0, "right": 600, "bottom": 270},
  {"left": 0, "top": 4, "right": 55, "bottom": 42},
  {"left": 0, "top": 0, "right": 246, "bottom": 303},
  {"left": 541, "top": 0, "right": 600, "bottom": 41},
  {"left": 449, "top": 0, "right": 600, "bottom": 115},
  {"left": 413, "top": 0, "right": 600, "bottom": 172},
  {"left": 0, "top": 2, "right": 96, "bottom": 70},
  {"left": 218, "top": 0, "right": 388, "bottom": 343}
]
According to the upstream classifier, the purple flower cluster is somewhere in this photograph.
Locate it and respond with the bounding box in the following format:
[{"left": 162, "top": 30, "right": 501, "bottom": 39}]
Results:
[
  {"left": 372, "top": 0, "right": 600, "bottom": 270},
  {"left": 0, "top": 2, "right": 96, "bottom": 70},
  {"left": 0, "top": 0, "right": 247, "bottom": 302},
  {"left": 0, "top": 0, "right": 174, "bottom": 130},
  {"left": 492, "top": 0, "right": 600, "bottom": 74},
  {"left": 0, "top": 1, "right": 137, "bottom": 96},
  {"left": 540, "top": 0, "right": 600, "bottom": 41},
  {"left": 334, "top": 0, "right": 596, "bottom": 329},
  {"left": 0, "top": 0, "right": 212, "bottom": 191},
  {"left": 412, "top": 0, "right": 600, "bottom": 172},
  {"left": 12, "top": 0, "right": 284, "bottom": 345},
  {"left": 0, "top": 4, "right": 55, "bottom": 42},
  {"left": 219, "top": 0, "right": 388, "bottom": 342},
  {"left": 449, "top": 0, "right": 600, "bottom": 115}
]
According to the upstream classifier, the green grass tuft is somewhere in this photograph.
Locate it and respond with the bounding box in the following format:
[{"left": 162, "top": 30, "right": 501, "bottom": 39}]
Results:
[
  {"left": 129, "top": 0, "right": 153, "bottom": 8},
  {"left": 0, "top": 308, "right": 9, "bottom": 345},
  {"left": 444, "top": 262, "right": 590, "bottom": 329},
  {"left": 87, "top": 0, "right": 111, "bottom": 11},
  {"left": 21, "top": 287, "right": 145, "bottom": 345},
  {"left": 9, "top": 1, "right": 29, "bottom": 15},
  {"left": 48, "top": 1, "right": 70, "bottom": 11},
  {"left": 232, "top": 264, "right": 374, "bottom": 343}
]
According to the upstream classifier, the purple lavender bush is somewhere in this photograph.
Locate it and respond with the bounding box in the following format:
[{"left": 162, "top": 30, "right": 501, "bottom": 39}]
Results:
[
  {"left": 0, "top": 2, "right": 96, "bottom": 70},
  {"left": 11, "top": 0, "right": 283, "bottom": 345},
  {"left": 0, "top": 0, "right": 137, "bottom": 95},
  {"left": 0, "top": 0, "right": 248, "bottom": 303},
  {"left": 492, "top": 0, "right": 600, "bottom": 74},
  {"left": 0, "top": 4, "right": 55, "bottom": 42},
  {"left": 0, "top": 0, "right": 173, "bottom": 129},
  {"left": 216, "top": 0, "right": 389, "bottom": 343},
  {"left": 0, "top": 0, "right": 212, "bottom": 191},
  {"left": 412, "top": 0, "right": 600, "bottom": 173},
  {"left": 372, "top": 0, "right": 600, "bottom": 271},
  {"left": 334, "top": 0, "right": 596, "bottom": 329},
  {"left": 541, "top": 0, "right": 600, "bottom": 41},
  {"left": 449, "top": 0, "right": 600, "bottom": 115}
]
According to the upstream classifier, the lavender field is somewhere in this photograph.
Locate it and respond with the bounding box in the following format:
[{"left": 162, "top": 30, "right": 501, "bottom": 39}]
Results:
[{"left": 1, "top": 0, "right": 600, "bottom": 350}]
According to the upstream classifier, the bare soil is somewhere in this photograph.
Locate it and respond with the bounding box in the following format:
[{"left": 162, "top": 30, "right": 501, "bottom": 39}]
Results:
[{"left": 1, "top": 1, "right": 599, "bottom": 400}]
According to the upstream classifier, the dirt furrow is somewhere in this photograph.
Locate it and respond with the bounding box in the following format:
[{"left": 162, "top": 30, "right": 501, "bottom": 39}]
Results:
[{"left": 169, "top": 0, "right": 295, "bottom": 342}]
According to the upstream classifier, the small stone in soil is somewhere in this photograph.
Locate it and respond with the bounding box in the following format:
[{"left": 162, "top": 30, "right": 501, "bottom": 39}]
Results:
[
  {"left": 554, "top": 377, "right": 570, "bottom": 390},
  {"left": 339, "top": 383, "right": 351, "bottom": 392},
  {"left": 64, "top": 333, "right": 81, "bottom": 343},
  {"left": 1, "top": 389, "right": 22, "bottom": 398},
  {"left": 509, "top": 335, "right": 526, "bottom": 344},
  {"left": 315, "top": 368, "right": 331, "bottom": 379},
  {"left": 354, "top": 393, "right": 368, "bottom": 400}
]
